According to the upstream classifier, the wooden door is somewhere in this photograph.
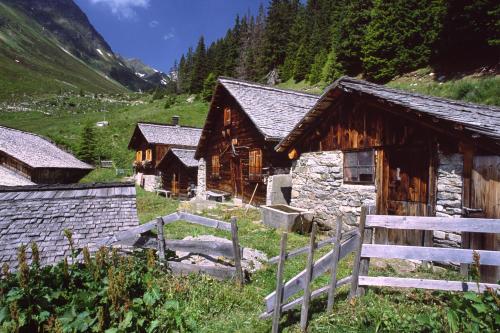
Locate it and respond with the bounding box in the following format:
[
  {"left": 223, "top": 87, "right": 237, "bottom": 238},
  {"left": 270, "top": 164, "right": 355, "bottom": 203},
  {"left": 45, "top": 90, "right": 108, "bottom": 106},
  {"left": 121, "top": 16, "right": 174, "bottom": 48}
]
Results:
[
  {"left": 378, "top": 147, "right": 432, "bottom": 245},
  {"left": 470, "top": 156, "right": 500, "bottom": 282},
  {"left": 231, "top": 156, "right": 243, "bottom": 199},
  {"left": 172, "top": 173, "right": 179, "bottom": 196}
]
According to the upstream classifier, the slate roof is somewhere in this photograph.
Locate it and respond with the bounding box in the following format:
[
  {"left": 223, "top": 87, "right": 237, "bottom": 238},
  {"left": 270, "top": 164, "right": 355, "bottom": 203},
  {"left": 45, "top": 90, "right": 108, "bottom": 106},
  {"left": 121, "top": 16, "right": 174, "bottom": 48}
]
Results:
[
  {"left": 0, "top": 126, "right": 93, "bottom": 169},
  {"left": 217, "top": 77, "right": 319, "bottom": 140},
  {"left": 132, "top": 123, "right": 202, "bottom": 147},
  {"left": 276, "top": 76, "right": 500, "bottom": 152},
  {"left": 170, "top": 148, "right": 198, "bottom": 167},
  {"left": 0, "top": 166, "right": 35, "bottom": 186},
  {"left": 0, "top": 182, "right": 139, "bottom": 270}
]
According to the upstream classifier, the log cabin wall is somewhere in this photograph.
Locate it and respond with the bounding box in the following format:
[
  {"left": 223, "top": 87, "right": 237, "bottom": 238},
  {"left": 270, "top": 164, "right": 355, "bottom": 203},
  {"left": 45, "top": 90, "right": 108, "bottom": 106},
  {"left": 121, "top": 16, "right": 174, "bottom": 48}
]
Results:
[
  {"left": 161, "top": 158, "right": 197, "bottom": 197},
  {"left": 202, "top": 93, "right": 291, "bottom": 205},
  {"left": 0, "top": 152, "right": 33, "bottom": 179}
]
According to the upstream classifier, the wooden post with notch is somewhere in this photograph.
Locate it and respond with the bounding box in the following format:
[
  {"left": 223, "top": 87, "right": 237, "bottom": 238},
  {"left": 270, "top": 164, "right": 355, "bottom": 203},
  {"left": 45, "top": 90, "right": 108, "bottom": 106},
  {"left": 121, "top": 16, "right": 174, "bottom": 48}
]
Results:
[
  {"left": 300, "top": 222, "right": 317, "bottom": 332},
  {"left": 350, "top": 206, "right": 372, "bottom": 298},
  {"left": 231, "top": 217, "right": 244, "bottom": 286},
  {"left": 272, "top": 232, "right": 288, "bottom": 333},
  {"left": 156, "top": 216, "right": 165, "bottom": 261},
  {"left": 327, "top": 216, "right": 343, "bottom": 312}
]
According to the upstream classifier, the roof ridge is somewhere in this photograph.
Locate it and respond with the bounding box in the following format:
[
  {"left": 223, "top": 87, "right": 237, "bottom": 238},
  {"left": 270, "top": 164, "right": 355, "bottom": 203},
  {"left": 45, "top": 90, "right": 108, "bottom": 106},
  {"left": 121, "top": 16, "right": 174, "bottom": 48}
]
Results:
[
  {"left": 0, "top": 182, "right": 135, "bottom": 193},
  {"left": 218, "top": 76, "right": 320, "bottom": 99},
  {"left": 137, "top": 122, "right": 203, "bottom": 130},
  {"left": 339, "top": 76, "right": 500, "bottom": 111}
]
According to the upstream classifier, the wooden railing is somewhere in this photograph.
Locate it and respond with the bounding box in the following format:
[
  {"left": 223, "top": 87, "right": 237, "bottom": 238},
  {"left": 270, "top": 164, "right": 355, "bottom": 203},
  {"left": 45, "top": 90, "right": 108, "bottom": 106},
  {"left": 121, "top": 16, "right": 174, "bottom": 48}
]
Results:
[{"left": 96, "top": 212, "right": 244, "bottom": 284}]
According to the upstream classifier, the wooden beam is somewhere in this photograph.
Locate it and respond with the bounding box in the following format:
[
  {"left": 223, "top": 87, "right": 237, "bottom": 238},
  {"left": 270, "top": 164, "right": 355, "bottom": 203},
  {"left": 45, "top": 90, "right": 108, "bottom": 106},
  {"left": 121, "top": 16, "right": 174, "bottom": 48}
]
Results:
[
  {"left": 327, "top": 217, "right": 343, "bottom": 312},
  {"left": 350, "top": 206, "right": 369, "bottom": 299},
  {"left": 361, "top": 245, "right": 500, "bottom": 266},
  {"left": 358, "top": 276, "right": 499, "bottom": 293},
  {"left": 300, "top": 222, "right": 317, "bottom": 331},
  {"left": 272, "top": 232, "right": 288, "bottom": 333},
  {"left": 231, "top": 217, "right": 244, "bottom": 286},
  {"left": 179, "top": 212, "right": 232, "bottom": 231},
  {"left": 156, "top": 217, "right": 165, "bottom": 261},
  {"left": 366, "top": 215, "right": 500, "bottom": 233}
]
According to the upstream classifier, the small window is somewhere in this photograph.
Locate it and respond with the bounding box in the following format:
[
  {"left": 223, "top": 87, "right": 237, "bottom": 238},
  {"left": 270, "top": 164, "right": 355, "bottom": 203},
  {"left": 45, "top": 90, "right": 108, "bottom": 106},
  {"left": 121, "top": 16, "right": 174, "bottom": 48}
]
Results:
[
  {"left": 249, "top": 149, "right": 263, "bottom": 181},
  {"left": 136, "top": 150, "right": 143, "bottom": 161},
  {"left": 211, "top": 155, "right": 220, "bottom": 178},
  {"left": 223, "top": 107, "right": 231, "bottom": 126},
  {"left": 343, "top": 150, "right": 375, "bottom": 184},
  {"left": 145, "top": 149, "right": 152, "bottom": 161}
]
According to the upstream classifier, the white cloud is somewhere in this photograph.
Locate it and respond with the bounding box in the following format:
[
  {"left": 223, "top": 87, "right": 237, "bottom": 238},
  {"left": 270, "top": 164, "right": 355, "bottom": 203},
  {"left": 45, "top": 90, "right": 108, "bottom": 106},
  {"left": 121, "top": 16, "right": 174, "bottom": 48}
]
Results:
[
  {"left": 163, "top": 30, "right": 175, "bottom": 41},
  {"left": 149, "top": 20, "right": 159, "bottom": 28},
  {"left": 89, "top": 0, "right": 150, "bottom": 19}
]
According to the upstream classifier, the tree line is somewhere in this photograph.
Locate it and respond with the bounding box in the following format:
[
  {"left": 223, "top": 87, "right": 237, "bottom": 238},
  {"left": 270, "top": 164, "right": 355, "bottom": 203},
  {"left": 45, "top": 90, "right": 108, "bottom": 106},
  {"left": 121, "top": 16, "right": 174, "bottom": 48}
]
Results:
[{"left": 174, "top": 0, "right": 498, "bottom": 97}]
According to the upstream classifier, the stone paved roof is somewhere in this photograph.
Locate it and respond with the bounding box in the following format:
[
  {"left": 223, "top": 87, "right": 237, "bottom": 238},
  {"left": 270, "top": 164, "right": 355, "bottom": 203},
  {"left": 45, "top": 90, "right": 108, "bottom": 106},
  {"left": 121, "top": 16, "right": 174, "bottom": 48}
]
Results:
[
  {"left": 170, "top": 148, "right": 198, "bottom": 167},
  {"left": 0, "top": 166, "right": 35, "bottom": 186},
  {"left": 0, "top": 182, "right": 139, "bottom": 270},
  {"left": 0, "top": 126, "right": 93, "bottom": 169},
  {"left": 135, "top": 123, "right": 202, "bottom": 147},
  {"left": 218, "top": 77, "right": 319, "bottom": 140},
  {"left": 277, "top": 76, "right": 500, "bottom": 152}
]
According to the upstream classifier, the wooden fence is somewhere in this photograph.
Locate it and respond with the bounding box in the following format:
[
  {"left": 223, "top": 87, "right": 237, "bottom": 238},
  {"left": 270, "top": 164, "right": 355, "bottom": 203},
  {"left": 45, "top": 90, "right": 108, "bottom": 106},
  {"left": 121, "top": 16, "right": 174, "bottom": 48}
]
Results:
[
  {"left": 97, "top": 211, "right": 244, "bottom": 284},
  {"left": 262, "top": 207, "right": 500, "bottom": 332}
]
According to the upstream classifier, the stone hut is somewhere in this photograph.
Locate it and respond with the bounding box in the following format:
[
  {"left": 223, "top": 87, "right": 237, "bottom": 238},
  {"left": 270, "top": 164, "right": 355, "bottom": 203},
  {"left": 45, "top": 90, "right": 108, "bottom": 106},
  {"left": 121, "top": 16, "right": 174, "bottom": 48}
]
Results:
[
  {"left": 0, "top": 182, "right": 139, "bottom": 270},
  {"left": 128, "top": 120, "right": 202, "bottom": 191},
  {"left": 276, "top": 77, "right": 500, "bottom": 255},
  {"left": 0, "top": 125, "right": 93, "bottom": 186},
  {"left": 195, "top": 77, "right": 318, "bottom": 204}
]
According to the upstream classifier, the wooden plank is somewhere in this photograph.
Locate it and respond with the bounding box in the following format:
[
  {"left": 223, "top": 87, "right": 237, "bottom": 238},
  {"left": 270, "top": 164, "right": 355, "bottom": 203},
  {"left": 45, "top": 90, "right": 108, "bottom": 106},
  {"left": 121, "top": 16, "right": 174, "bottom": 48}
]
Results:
[
  {"left": 327, "top": 217, "right": 343, "bottom": 312},
  {"left": 167, "top": 261, "right": 236, "bottom": 280},
  {"left": 350, "top": 206, "right": 369, "bottom": 299},
  {"left": 366, "top": 215, "right": 500, "bottom": 233},
  {"left": 300, "top": 222, "right": 317, "bottom": 331},
  {"left": 179, "top": 212, "right": 232, "bottom": 231},
  {"left": 260, "top": 276, "right": 352, "bottom": 320},
  {"left": 231, "top": 217, "right": 244, "bottom": 286},
  {"left": 267, "top": 230, "right": 358, "bottom": 265},
  {"left": 156, "top": 217, "right": 165, "bottom": 261},
  {"left": 361, "top": 245, "right": 500, "bottom": 266},
  {"left": 358, "top": 276, "right": 500, "bottom": 293},
  {"left": 272, "top": 232, "right": 288, "bottom": 333},
  {"left": 265, "top": 232, "right": 359, "bottom": 312}
]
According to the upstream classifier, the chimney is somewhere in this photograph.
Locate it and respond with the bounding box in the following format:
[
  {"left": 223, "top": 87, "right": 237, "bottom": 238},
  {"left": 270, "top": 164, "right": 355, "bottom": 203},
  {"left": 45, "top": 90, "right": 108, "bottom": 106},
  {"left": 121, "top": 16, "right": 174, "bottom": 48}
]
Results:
[{"left": 172, "top": 115, "right": 180, "bottom": 126}]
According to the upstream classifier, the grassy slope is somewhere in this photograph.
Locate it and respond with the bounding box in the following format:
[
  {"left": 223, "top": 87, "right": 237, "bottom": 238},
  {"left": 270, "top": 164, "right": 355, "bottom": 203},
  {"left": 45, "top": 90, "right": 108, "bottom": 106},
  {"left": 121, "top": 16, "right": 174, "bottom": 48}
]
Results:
[
  {"left": 0, "top": 3, "right": 127, "bottom": 101},
  {"left": 135, "top": 188, "right": 462, "bottom": 332}
]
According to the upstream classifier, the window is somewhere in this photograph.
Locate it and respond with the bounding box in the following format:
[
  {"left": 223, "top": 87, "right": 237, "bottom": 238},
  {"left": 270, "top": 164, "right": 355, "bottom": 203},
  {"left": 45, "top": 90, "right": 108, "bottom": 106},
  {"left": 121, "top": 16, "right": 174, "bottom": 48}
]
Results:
[
  {"left": 211, "top": 155, "right": 220, "bottom": 178},
  {"left": 343, "top": 150, "right": 375, "bottom": 184},
  {"left": 249, "top": 149, "right": 263, "bottom": 181},
  {"left": 136, "top": 150, "right": 143, "bottom": 161},
  {"left": 223, "top": 107, "right": 231, "bottom": 126},
  {"left": 145, "top": 149, "right": 152, "bottom": 161}
]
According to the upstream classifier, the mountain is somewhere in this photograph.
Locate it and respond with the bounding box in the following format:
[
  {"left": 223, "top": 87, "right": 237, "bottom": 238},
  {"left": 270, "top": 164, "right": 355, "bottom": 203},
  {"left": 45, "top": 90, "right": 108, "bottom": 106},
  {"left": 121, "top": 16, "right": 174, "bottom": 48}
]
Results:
[
  {"left": 119, "top": 57, "right": 171, "bottom": 87},
  {"left": 0, "top": 0, "right": 160, "bottom": 99}
]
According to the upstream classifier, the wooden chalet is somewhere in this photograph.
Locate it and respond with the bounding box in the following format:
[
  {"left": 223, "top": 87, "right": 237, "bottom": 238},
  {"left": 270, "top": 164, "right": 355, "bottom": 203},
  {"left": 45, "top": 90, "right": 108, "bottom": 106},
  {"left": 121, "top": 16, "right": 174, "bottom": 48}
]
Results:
[
  {"left": 156, "top": 148, "right": 198, "bottom": 198},
  {"left": 276, "top": 76, "right": 500, "bottom": 281},
  {"left": 0, "top": 125, "right": 93, "bottom": 185},
  {"left": 128, "top": 121, "right": 202, "bottom": 190},
  {"left": 195, "top": 77, "right": 318, "bottom": 205}
]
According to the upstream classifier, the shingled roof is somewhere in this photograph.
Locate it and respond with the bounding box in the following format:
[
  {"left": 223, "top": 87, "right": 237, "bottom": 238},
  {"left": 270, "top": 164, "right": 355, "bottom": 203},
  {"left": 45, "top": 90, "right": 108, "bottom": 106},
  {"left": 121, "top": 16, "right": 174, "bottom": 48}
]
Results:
[
  {"left": 276, "top": 76, "right": 500, "bottom": 152},
  {"left": 0, "top": 182, "right": 139, "bottom": 270},
  {"left": 0, "top": 166, "right": 35, "bottom": 186},
  {"left": 0, "top": 126, "right": 93, "bottom": 170},
  {"left": 169, "top": 148, "right": 198, "bottom": 167},
  {"left": 128, "top": 122, "right": 202, "bottom": 148}
]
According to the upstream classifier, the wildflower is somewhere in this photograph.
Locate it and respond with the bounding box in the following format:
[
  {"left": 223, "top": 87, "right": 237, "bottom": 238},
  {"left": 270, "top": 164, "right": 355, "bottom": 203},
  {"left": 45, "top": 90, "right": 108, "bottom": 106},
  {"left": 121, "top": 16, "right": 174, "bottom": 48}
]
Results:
[
  {"left": 9, "top": 302, "right": 19, "bottom": 331},
  {"left": 83, "top": 247, "right": 92, "bottom": 269},
  {"left": 63, "top": 229, "right": 75, "bottom": 258},
  {"left": 63, "top": 256, "right": 69, "bottom": 282},
  {"left": 147, "top": 249, "right": 156, "bottom": 270},
  {"left": 2, "top": 263, "right": 9, "bottom": 278},
  {"left": 31, "top": 242, "right": 40, "bottom": 268},
  {"left": 17, "top": 245, "right": 29, "bottom": 288},
  {"left": 97, "top": 306, "right": 106, "bottom": 332}
]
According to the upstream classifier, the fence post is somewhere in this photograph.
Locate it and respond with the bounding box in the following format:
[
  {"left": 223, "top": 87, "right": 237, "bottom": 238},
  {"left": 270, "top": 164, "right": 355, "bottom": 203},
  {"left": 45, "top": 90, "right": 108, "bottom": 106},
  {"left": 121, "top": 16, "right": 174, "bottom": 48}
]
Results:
[
  {"left": 156, "top": 216, "right": 165, "bottom": 261},
  {"left": 300, "top": 222, "right": 318, "bottom": 332},
  {"left": 231, "top": 217, "right": 244, "bottom": 286},
  {"left": 327, "top": 216, "right": 343, "bottom": 312},
  {"left": 272, "top": 232, "right": 288, "bottom": 333},
  {"left": 349, "top": 206, "right": 371, "bottom": 298}
]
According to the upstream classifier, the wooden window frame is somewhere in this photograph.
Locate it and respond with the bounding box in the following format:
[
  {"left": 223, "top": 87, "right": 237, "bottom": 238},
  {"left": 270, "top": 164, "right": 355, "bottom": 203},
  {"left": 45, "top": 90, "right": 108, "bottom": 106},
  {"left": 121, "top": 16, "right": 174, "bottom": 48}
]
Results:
[
  {"left": 223, "top": 107, "right": 231, "bottom": 127},
  {"left": 145, "top": 148, "right": 153, "bottom": 161},
  {"left": 211, "top": 155, "right": 220, "bottom": 179},
  {"left": 343, "top": 149, "right": 375, "bottom": 185},
  {"left": 249, "top": 148, "right": 263, "bottom": 182}
]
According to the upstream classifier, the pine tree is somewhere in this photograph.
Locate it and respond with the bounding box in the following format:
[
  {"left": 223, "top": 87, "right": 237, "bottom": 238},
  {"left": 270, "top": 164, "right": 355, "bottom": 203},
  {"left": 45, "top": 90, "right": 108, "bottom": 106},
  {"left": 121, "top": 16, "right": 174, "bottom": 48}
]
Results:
[
  {"left": 190, "top": 36, "right": 207, "bottom": 93},
  {"left": 362, "top": 0, "right": 445, "bottom": 82},
  {"left": 308, "top": 49, "right": 328, "bottom": 84},
  {"left": 321, "top": 46, "right": 344, "bottom": 82},
  {"left": 78, "top": 123, "right": 98, "bottom": 165},
  {"left": 202, "top": 73, "right": 217, "bottom": 101}
]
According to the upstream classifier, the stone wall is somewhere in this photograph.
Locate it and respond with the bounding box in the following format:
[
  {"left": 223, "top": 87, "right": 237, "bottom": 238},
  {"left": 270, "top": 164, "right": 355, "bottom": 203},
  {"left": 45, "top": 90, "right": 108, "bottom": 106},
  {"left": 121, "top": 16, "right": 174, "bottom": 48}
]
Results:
[
  {"left": 266, "top": 174, "right": 292, "bottom": 205},
  {"left": 290, "top": 151, "right": 376, "bottom": 230},
  {"left": 196, "top": 158, "right": 207, "bottom": 199},
  {"left": 142, "top": 175, "right": 158, "bottom": 192},
  {"left": 434, "top": 152, "right": 464, "bottom": 248}
]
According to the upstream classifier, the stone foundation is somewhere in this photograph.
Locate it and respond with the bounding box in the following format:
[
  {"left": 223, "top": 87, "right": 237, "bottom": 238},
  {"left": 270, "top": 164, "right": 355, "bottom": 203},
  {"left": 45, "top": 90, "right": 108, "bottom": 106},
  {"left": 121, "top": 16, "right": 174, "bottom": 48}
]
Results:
[
  {"left": 290, "top": 151, "right": 376, "bottom": 230},
  {"left": 266, "top": 174, "right": 292, "bottom": 205},
  {"left": 196, "top": 158, "right": 207, "bottom": 199},
  {"left": 434, "top": 152, "right": 463, "bottom": 248}
]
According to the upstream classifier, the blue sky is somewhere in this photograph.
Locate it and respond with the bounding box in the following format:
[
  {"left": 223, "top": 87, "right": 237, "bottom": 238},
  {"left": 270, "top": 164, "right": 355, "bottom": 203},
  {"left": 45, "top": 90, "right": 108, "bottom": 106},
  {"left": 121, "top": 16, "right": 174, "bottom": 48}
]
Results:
[{"left": 74, "top": 0, "right": 263, "bottom": 72}]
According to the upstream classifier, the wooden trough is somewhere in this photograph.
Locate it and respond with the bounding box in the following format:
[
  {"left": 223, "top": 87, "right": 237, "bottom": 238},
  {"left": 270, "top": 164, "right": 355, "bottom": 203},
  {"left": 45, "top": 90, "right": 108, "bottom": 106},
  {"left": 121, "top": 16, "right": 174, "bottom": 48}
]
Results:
[{"left": 97, "top": 211, "right": 245, "bottom": 284}]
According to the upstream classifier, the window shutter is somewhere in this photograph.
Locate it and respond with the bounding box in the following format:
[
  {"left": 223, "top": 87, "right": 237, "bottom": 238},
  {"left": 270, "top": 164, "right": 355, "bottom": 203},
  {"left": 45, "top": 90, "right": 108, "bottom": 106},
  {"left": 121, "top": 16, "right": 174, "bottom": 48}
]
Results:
[{"left": 224, "top": 107, "right": 231, "bottom": 126}]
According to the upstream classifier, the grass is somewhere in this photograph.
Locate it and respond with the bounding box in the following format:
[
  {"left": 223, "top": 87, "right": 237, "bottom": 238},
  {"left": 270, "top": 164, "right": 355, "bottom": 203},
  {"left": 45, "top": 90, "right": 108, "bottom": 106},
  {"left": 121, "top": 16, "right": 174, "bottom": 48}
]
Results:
[{"left": 134, "top": 188, "right": 467, "bottom": 332}]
